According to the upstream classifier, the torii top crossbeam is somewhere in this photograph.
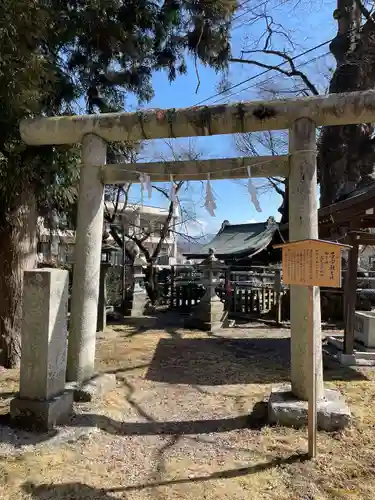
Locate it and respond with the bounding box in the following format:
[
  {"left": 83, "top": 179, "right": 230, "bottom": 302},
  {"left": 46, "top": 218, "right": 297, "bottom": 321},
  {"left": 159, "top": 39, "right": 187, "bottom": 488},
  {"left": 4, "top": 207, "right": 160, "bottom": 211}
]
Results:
[{"left": 20, "top": 90, "right": 375, "bottom": 145}]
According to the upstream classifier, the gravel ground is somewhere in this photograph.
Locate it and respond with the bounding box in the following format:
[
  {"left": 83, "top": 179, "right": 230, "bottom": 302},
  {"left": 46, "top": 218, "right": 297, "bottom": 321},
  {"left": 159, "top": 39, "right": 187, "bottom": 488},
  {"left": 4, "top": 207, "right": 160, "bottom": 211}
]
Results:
[{"left": 0, "top": 317, "right": 374, "bottom": 499}]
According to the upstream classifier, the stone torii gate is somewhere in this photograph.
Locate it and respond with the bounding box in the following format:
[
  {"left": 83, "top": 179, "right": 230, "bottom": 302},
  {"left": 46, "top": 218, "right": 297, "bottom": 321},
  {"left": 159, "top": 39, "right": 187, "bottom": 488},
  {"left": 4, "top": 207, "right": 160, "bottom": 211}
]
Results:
[{"left": 20, "top": 90, "right": 374, "bottom": 423}]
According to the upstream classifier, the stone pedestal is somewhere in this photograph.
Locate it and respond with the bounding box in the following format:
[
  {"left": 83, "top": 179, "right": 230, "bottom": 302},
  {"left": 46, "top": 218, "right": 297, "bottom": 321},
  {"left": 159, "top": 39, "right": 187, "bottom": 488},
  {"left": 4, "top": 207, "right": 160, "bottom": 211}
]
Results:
[
  {"left": 131, "top": 279, "right": 148, "bottom": 317},
  {"left": 268, "top": 384, "right": 351, "bottom": 431},
  {"left": 187, "top": 296, "right": 226, "bottom": 332},
  {"left": 10, "top": 269, "right": 73, "bottom": 431},
  {"left": 131, "top": 290, "right": 148, "bottom": 317},
  {"left": 354, "top": 311, "right": 375, "bottom": 348},
  {"left": 185, "top": 249, "right": 226, "bottom": 332},
  {"left": 97, "top": 263, "right": 111, "bottom": 332},
  {"left": 326, "top": 335, "right": 375, "bottom": 366},
  {"left": 127, "top": 256, "right": 148, "bottom": 317}
]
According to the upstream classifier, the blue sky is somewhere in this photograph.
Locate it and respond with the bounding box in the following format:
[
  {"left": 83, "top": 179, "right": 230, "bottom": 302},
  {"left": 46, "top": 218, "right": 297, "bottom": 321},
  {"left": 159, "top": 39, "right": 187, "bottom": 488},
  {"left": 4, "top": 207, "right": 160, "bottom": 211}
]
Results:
[{"left": 124, "top": 0, "right": 336, "bottom": 237}]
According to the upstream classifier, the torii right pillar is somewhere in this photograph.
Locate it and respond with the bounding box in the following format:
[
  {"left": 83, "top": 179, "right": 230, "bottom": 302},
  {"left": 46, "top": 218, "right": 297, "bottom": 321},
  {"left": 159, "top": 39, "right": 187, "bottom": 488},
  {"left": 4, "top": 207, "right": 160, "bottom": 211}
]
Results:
[
  {"left": 268, "top": 118, "right": 351, "bottom": 432},
  {"left": 289, "top": 118, "right": 324, "bottom": 401}
]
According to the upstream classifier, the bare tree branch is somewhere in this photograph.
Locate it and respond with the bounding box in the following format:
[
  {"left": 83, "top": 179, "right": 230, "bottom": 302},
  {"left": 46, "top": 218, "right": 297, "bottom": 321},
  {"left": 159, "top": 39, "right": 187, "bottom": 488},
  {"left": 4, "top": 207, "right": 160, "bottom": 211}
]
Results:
[
  {"left": 151, "top": 185, "right": 170, "bottom": 199},
  {"left": 261, "top": 14, "right": 296, "bottom": 50},
  {"left": 123, "top": 230, "right": 151, "bottom": 261},
  {"left": 229, "top": 48, "right": 319, "bottom": 96},
  {"left": 355, "top": 0, "right": 375, "bottom": 22},
  {"left": 151, "top": 181, "right": 184, "bottom": 261},
  {"left": 268, "top": 176, "right": 286, "bottom": 196},
  {"left": 234, "top": 130, "right": 288, "bottom": 216}
]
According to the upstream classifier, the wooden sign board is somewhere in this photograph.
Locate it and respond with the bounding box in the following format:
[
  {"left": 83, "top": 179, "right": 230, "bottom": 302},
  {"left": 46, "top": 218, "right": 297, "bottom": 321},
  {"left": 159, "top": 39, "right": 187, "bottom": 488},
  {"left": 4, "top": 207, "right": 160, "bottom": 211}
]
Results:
[
  {"left": 274, "top": 238, "right": 352, "bottom": 460},
  {"left": 274, "top": 239, "right": 351, "bottom": 288}
]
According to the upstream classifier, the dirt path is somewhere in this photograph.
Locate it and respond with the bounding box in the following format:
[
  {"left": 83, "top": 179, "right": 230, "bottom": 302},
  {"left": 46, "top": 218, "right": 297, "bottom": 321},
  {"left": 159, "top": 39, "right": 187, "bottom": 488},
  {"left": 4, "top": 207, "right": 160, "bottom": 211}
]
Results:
[{"left": 0, "top": 320, "right": 374, "bottom": 499}]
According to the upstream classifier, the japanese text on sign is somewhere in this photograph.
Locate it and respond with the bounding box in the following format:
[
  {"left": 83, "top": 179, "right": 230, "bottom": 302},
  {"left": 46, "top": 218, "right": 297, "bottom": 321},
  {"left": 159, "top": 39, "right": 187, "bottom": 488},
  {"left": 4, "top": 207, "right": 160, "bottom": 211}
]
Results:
[{"left": 282, "top": 241, "right": 342, "bottom": 288}]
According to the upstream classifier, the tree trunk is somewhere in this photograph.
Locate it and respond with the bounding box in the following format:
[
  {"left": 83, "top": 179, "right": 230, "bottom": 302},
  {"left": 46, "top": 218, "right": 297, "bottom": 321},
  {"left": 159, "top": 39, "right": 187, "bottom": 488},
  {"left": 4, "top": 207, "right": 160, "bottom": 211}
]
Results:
[
  {"left": 0, "top": 189, "right": 37, "bottom": 368},
  {"left": 144, "top": 262, "right": 159, "bottom": 305},
  {"left": 279, "top": 178, "right": 289, "bottom": 225},
  {"left": 318, "top": 1, "right": 375, "bottom": 206}
]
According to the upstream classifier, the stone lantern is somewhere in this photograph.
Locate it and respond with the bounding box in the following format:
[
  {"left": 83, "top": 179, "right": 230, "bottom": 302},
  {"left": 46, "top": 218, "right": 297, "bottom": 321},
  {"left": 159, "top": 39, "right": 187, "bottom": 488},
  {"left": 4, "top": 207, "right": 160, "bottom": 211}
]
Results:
[
  {"left": 185, "top": 248, "right": 227, "bottom": 332},
  {"left": 130, "top": 252, "right": 148, "bottom": 316}
]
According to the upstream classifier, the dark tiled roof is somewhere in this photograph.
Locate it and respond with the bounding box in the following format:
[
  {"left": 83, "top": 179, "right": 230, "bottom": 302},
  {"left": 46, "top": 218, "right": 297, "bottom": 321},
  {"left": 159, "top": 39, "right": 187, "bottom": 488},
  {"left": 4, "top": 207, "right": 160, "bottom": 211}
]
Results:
[{"left": 184, "top": 219, "right": 278, "bottom": 259}]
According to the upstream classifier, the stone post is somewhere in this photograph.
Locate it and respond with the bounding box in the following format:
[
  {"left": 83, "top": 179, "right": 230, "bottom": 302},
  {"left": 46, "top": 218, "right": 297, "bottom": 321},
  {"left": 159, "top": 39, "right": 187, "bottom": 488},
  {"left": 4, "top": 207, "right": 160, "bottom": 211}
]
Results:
[
  {"left": 288, "top": 118, "right": 324, "bottom": 401},
  {"left": 67, "top": 134, "right": 106, "bottom": 383},
  {"left": 10, "top": 269, "right": 73, "bottom": 431},
  {"left": 185, "top": 248, "right": 226, "bottom": 332},
  {"left": 97, "top": 262, "right": 111, "bottom": 332}
]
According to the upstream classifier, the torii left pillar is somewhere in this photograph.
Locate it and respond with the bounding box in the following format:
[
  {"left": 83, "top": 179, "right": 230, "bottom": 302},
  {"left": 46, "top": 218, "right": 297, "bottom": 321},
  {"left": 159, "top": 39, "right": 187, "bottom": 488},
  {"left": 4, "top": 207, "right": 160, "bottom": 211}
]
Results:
[{"left": 66, "top": 135, "right": 116, "bottom": 398}]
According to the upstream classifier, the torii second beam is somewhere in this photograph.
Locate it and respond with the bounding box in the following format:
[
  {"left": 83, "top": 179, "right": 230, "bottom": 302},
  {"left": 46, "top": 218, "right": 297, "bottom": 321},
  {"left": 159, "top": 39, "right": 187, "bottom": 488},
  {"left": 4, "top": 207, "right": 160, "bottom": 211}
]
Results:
[{"left": 101, "top": 155, "right": 289, "bottom": 184}]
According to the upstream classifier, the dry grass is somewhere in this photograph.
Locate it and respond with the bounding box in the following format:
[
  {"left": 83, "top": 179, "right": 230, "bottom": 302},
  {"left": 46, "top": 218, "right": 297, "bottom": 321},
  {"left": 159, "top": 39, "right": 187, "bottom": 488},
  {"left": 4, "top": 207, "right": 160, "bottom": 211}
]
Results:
[{"left": 0, "top": 317, "right": 374, "bottom": 499}]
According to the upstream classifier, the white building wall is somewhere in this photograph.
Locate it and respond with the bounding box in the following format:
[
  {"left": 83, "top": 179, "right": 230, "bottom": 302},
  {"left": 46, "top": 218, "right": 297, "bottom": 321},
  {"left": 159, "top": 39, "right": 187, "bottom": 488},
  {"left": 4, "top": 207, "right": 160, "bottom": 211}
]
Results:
[{"left": 38, "top": 204, "right": 179, "bottom": 267}]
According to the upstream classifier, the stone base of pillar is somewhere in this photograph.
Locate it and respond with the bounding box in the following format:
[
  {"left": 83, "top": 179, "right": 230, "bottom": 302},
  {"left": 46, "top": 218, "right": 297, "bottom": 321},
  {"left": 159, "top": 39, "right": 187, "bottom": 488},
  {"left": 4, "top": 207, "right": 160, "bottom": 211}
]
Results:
[
  {"left": 66, "top": 373, "right": 117, "bottom": 403},
  {"left": 10, "top": 390, "right": 73, "bottom": 432},
  {"left": 185, "top": 298, "right": 226, "bottom": 332},
  {"left": 267, "top": 384, "right": 351, "bottom": 431}
]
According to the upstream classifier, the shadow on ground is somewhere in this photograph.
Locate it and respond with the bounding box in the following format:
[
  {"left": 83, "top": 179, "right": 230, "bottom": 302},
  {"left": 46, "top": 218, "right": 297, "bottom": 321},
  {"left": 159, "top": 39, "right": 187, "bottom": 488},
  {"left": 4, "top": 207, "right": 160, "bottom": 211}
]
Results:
[
  {"left": 145, "top": 336, "right": 367, "bottom": 385},
  {"left": 109, "top": 311, "right": 343, "bottom": 334},
  {"left": 108, "top": 452, "right": 308, "bottom": 492},
  {"left": 22, "top": 481, "right": 119, "bottom": 499},
  {"left": 72, "top": 400, "right": 268, "bottom": 437},
  {"left": 109, "top": 312, "right": 186, "bottom": 336},
  {"left": 0, "top": 325, "right": 364, "bottom": 449},
  {"left": 0, "top": 391, "right": 17, "bottom": 400},
  {"left": 0, "top": 395, "right": 269, "bottom": 449},
  {"left": 21, "top": 453, "right": 308, "bottom": 498},
  {"left": 0, "top": 412, "right": 58, "bottom": 447}
]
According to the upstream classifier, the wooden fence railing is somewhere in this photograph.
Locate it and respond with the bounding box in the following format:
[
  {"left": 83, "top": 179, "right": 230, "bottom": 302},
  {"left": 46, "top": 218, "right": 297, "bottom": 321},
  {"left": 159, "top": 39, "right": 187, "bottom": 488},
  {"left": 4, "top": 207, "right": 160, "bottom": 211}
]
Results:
[
  {"left": 170, "top": 281, "right": 205, "bottom": 310},
  {"left": 227, "top": 284, "right": 280, "bottom": 317},
  {"left": 96, "top": 262, "right": 375, "bottom": 323},
  {"left": 167, "top": 267, "right": 284, "bottom": 321}
]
